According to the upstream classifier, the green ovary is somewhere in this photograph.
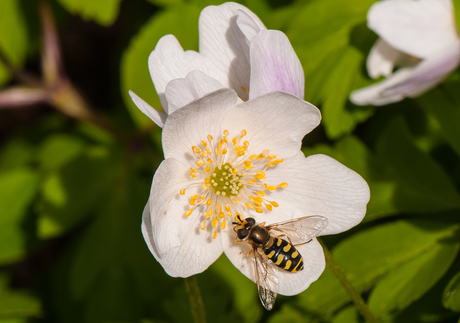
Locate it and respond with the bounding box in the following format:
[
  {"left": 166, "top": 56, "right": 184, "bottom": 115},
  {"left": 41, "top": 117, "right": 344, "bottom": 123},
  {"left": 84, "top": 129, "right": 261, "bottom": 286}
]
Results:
[{"left": 209, "top": 163, "right": 243, "bottom": 197}]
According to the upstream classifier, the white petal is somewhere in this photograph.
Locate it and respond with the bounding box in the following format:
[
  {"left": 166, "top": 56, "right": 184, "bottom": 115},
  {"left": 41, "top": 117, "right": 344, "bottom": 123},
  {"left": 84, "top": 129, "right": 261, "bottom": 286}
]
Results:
[
  {"left": 148, "top": 35, "right": 225, "bottom": 111},
  {"left": 129, "top": 90, "right": 167, "bottom": 128},
  {"left": 165, "top": 70, "right": 227, "bottom": 114},
  {"left": 351, "top": 41, "right": 460, "bottom": 105},
  {"left": 162, "top": 89, "right": 239, "bottom": 164},
  {"left": 145, "top": 158, "right": 224, "bottom": 277},
  {"left": 222, "top": 232, "right": 325, "bottom": 296},
  {"left": 368, "top": 0, "right": 458, "bottom": 58},
  {"left": 249, "top": 30, "right": 305, "bottom": 99},
  {"left": 236, "top": 9, "right": 262, "bottom": 44},
  {"left": 222, "top": 91, "right": 321, "bottom": 159},
  {"left": 384, "top": 41, "right": 460, "bottom": 97},
  {"left": 265, "top": 153, "right": 370, "bottom": 235},
  {"left": 367, "top": 39, "right": 405, "bottom": 79},
  {"left": 199, "top": 2, "right": 266, "bottom": 99},
  {"left": 350, "top": 67, "right": 415, "bottom": 105}
]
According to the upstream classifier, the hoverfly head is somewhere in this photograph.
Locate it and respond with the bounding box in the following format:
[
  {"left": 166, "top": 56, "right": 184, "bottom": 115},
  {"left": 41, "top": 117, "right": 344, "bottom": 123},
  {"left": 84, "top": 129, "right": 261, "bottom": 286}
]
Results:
[{"left": 232, "top": 215, "right": 256, "bottom": 240}]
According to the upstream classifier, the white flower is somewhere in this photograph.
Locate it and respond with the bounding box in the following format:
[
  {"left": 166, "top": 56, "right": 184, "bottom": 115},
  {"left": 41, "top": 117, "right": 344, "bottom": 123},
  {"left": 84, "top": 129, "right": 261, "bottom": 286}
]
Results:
[
  {"left": 140, "top": 86, "right": 370, "bottom": 296},
  {"left": 129, "top": 2, "right": 305, "bottom": 127},
  {"left": 350, "top": 0, "right": 460, "bottom": 106}
]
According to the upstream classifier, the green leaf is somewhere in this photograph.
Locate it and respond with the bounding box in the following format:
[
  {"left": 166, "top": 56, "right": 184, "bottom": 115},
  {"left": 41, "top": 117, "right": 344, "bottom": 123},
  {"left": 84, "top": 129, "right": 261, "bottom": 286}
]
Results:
[
  {"left": 417, "top": 87, "right": 460, "bottom": 158},
  {"left": 296, "top": 220, "right": 459, "bottom": 314},
  {"left": 376, "top": 116, "right": 460, "bottom": 211},
  {"left": 0, "top": 0, "right": 29, "bottom": 87},
  {"left": 453, "top": 0, "right": 460, "bottom": 34},
  {"left": 37, "top": 134, "right": 86, "bottom": 171},
  {"left": 0, "top": 139, "right": 35, "bottom": 171},
  {"left": 443, "top": 271, "right": 460, "bottom": 312},
  {"left": 120, "top": 3, "right": 201, "bottom": 129},
  {"left": 0, "top": 273, "right": 42, "bottom": 320},
  {"left": 369, "top": 242, "right": 460, "bottom": 320},
  {"left": 332, "top": 306, "right": 360, "bottom": 323},
  {"left": 36, "top": 146, "right": 115, "bottom": 239},
  {"left": 56, "top": 0, "right": 122, "bottom": 26},
  {"left": 0, "top": 168, "right": 40, "bottom": 265}
]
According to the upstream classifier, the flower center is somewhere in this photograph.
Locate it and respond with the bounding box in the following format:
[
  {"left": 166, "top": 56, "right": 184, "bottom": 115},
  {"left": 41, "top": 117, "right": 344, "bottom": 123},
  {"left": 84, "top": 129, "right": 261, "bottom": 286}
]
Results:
[
  {"left": 210, "top": 163, "right": 243, "bottom": 197},
  {"left": 180, "top": 129, "right": 288, "bottom": 239}
]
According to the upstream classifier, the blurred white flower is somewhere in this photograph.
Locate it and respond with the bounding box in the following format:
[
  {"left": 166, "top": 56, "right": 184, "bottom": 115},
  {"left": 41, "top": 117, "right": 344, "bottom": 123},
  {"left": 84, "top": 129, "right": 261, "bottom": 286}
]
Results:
[
  {"left": 129, "top": 2, "right": 305, "bottom": 127},
  {"left": 350, "top": 0, "right": 460, "bottom": 105},
  {"left": 140, "top": 86, "right": 370, "bottom": 296}
]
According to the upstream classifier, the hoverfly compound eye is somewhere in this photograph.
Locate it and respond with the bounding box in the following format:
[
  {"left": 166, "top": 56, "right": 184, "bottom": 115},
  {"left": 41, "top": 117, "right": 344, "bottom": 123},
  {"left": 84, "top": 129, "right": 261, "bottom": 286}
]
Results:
[
  {"left": 246, "top": 218, "right": 255, "bottom": 226},
  {"left": 237, "top": 228, "right": 249, "bottom": 240}
]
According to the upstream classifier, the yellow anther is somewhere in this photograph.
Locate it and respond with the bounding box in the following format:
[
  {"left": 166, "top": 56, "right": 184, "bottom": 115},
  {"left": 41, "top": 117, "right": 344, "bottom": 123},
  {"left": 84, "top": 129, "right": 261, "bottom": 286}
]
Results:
[
  {"left": 207, "top": 135, "right": 213, "bottom": 141},
  {"left": 237, "top": 151, "right": 245, "bottom": 157},
  {"left": 266, "top": 186, "right": 276, "bottom": 191},
  {"left": 232, "top": 137, "right": 237, "bottom": 145},
  {"left": 185, "top": 209, "right": 193, "bottom": 217},
  {"left": 256, "top": 191, "right": 265, "bottom": 197},
  {"left": 249, "top": 154, "right": 257, "bottom": 160},
  {"left": 241, "top": 129, "right": 247, "bottom": 137},
  {"left": 255, "top": 208, "right": 263, "bottom": 213},
  {"left": 278, "top": 182, "right": 288, "bottom": 188},
  {"left": 190, "top": 199, "right": 196, "bottom": 206},
  {"left": 218, "top": 212, "right": 225, "bottom": 218},
  {"left": 212, "top": 217, "right": 218, "bottom": 228},
  {"left": 201, "top": 140, "right": 207, "bottom": 147},
  {"left": 266, "top": 204, "right": 273, "bottom": 211},
  {"left": 255, "top": 171, "right": 266, "bottom": 180},
  {"left": 222, "top": 149, "right": 227, "bottom": 154},
  {"left": 253, "top": 196, "right": 263, "bottom": 204},
  {"left": 270, "top": 201, "right": 279, "bottom": 207},
  {"left": 244, "top": 141, "right": 249, "bottom": 148},
  {"left": 205, "top": 166, "right": 211, "bottom": 172},
  {"left": 225, "top": 205, "right": 231, "bottom": 212},
  {"left": 200, "top": 221, "right": 206, "bottom": 230},
  {"left": 246, "top": 203, "right": 254, "bottom": 209},
  {"left": 207, "top": 158, "right": 212, "bottom": 163},
  {"left": 221, "top": 219, "right": 226, "bottom": 229},
  {"left": 180, "top": 189, "right": 185, "bottom": 195},
  {"left": 206, "top": 199, "right": 212, "bottom": 206},
  {"left": 213, "top": 229, "right": 217, "bottom": 239},
  {"left": 223, "top": 130, "right": 229, "bottom": 136}
]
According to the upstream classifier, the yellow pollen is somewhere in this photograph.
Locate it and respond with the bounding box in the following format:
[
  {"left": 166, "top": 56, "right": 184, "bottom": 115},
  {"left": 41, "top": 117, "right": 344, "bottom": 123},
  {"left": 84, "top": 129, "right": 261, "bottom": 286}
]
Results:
[
  {"left": 270, "top": 201, "right": 279, "bottom": 207},
  {"left": 221, "top": 219, "right": 226, "bottom": 229},
  {"left": 180, "top": 189, "right": 185, "bottom": 195},
  {"left": 255, "top": 208, "right": 263, "bottom": 213},
  {"left": 241, "top": 129, "right": 247, "bottom": 136},
  {"left": 213, "top": 229, "right": 217, "bottom": 239},
  {"left": 200, "top": 221, "right": 206, "bottom": 230},
  {"left": 218, "top": 212, "right": 225, "bottom": 218},
  {"left": 256, "top": 191, "right": 265, "bottom": 197},
  {"left": 206, "top": 199, "right": 212, "bottom": 206},
  {"left": 266, "top": 186, "right": 276, "bottom": 191},
  {"left": 185, "top": 209, "right": 193, "bottom": 217},
  {"left": 278, "top": 182, "right": 288, "bottom": 188},
  {"left": 212, "top": 217, "right": 218, "bottom": 228}
]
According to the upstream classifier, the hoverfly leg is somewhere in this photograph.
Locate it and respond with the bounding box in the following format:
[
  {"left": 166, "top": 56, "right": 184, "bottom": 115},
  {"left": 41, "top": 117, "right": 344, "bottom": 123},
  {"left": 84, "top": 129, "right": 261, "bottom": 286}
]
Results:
[{"left": 294, "top": 239, "right": 313, "bottom": 247}]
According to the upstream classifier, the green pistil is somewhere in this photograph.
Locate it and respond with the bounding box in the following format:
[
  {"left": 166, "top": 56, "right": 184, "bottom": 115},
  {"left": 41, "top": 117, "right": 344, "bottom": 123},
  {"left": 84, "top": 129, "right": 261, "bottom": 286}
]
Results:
[{"left": 210, "top": 163, "right": 243, "bottom": 197}]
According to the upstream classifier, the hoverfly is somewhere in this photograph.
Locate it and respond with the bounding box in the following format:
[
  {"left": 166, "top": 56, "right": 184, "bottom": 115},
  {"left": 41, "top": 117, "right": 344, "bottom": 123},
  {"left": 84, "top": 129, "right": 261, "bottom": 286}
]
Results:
[{"left": 232, "top": 214, "right": 328, "bottom": 310}]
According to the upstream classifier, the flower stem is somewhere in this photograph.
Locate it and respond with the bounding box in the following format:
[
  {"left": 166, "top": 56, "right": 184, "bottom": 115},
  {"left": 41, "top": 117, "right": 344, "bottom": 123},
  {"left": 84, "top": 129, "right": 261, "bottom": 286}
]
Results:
[
  {"left": 184, "top": 276, "right": 207, "bottom": 323},
  {"left": 319, "top": 239, "right": 380, "bottom": 323}
]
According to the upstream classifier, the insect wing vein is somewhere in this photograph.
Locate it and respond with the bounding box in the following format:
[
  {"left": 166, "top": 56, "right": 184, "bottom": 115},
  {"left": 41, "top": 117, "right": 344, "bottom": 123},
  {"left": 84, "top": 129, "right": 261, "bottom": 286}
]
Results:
[
  {"left": 254, "top": 248, "right": 278, "bottom": 310},
  {"left": 267, "top": 216, "right": 328, "bottom": 245}
]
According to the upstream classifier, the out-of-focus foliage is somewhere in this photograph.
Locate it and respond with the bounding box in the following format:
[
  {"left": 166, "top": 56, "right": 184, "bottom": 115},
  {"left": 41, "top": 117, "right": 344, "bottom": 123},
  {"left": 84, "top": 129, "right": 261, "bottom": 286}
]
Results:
[{"left": 0, "top": 0, "right": 460, "bottom": 322}]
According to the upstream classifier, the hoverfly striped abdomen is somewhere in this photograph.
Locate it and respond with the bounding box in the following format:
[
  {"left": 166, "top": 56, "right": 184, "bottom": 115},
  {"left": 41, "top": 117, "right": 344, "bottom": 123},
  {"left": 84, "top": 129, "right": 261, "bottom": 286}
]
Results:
[{"left": 264, "top": 237, "right": 304, "bottom": 273}]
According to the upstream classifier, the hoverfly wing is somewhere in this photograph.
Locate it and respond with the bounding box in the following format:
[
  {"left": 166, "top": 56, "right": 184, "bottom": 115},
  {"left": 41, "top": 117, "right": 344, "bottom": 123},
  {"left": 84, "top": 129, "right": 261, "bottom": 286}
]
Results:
[
  {"left": 266, "top": 216, "right": 328, "bottom": 246},
  {"left": 253, "top": 248, "right": 279, "bottom": 310}
]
